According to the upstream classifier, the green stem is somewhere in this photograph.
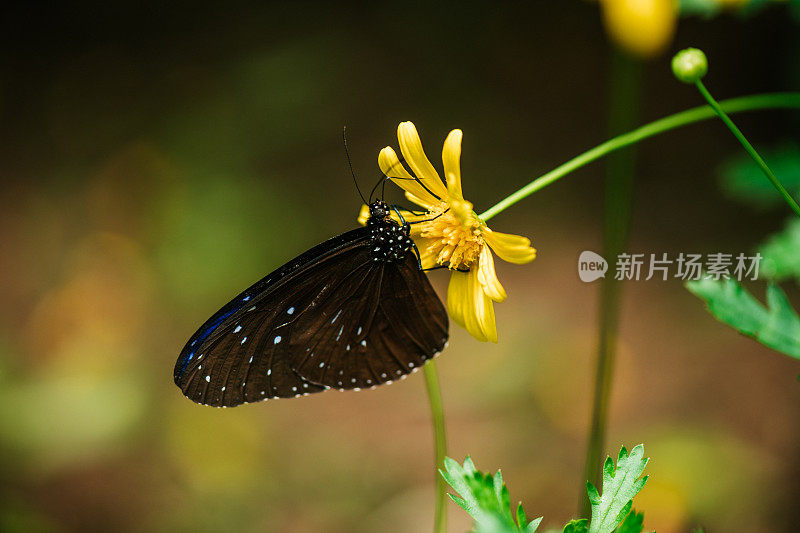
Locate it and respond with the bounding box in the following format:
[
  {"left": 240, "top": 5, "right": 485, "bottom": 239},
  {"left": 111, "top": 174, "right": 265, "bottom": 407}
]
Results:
[
  {"left": 423, "top": 360, "right": 447, "bottom": 533},
  {"left": 479, "top": 92, "right": 800, "bottom": 222},
  {"left": 694, "top": 81, "right": 800, "bottom": 218},
  {"left": 581, "top": 50, "right": 641, "bottom": 518}
]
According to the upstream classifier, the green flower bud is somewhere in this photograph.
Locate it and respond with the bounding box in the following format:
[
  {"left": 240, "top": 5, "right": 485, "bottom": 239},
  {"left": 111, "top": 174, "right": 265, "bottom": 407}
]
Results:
[{"left": 671, "top": 48, "right": 708, "bottom": 84}]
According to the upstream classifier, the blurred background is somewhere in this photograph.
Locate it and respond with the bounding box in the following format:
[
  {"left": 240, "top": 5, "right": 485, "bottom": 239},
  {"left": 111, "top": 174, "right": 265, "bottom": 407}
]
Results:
[{"left": 1, "top": 1, "right": 799, "bottom": 531}]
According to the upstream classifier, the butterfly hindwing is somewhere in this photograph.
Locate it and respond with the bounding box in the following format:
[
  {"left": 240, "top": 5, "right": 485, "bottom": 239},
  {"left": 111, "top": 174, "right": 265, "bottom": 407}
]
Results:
[{"left": 288, "top": 252, "right": 448, "bottom": 390}]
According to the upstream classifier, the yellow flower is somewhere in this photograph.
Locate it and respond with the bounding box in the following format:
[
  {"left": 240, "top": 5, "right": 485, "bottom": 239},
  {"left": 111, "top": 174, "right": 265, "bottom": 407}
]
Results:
[
  {"left": 598, "top": 0, "right": 677, "bottom": 58},
  {"left": 358, "top": 122, "right": 536, "bottom": 343}
]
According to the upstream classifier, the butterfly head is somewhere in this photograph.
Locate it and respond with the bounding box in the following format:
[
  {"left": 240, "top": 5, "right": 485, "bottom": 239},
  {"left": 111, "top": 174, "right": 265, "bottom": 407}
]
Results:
[{"left": 367, "top": 200, "right": 391, "bottom": 221}]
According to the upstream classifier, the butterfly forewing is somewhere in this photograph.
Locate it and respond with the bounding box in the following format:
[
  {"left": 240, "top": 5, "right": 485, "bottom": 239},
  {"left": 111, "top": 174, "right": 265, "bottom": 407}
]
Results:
[{"left": 175, "top": 229, "right": 371, "bottom": 406}]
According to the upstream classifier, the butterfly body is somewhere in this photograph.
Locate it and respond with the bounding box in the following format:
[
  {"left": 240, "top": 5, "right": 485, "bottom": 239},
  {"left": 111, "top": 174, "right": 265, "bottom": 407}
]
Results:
[{"left": 174, "top": 200, "right": 448, "bottom": 407}]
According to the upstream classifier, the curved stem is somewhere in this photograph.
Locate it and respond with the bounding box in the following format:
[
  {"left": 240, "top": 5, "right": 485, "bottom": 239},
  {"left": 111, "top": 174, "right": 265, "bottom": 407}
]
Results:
[
  {"left": 423, "top": 360, "right": 448, "bottom": 533},
  {"left": 694, "top": 82, "right": 800, "bottom": 217},
  {"left": 479, "top": 93, "right": 800, "bottom": 222}
]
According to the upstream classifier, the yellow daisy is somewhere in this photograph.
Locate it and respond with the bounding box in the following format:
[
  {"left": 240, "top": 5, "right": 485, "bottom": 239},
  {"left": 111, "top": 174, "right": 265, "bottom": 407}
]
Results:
[{"left": 359, "top": 121, "right": 536, "bottom": 342}]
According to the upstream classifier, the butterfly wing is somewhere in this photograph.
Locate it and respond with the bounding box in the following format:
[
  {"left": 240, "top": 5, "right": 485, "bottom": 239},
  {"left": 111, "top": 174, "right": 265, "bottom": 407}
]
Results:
[
  {"left": 174, "top": 228, "right": 372, "bottom": 406},
  {"left": 288, "top": 252, "right": 448, "bottom": 390},
  {"left": 175, "top": 223, "right": 449, "bottom": 407}
]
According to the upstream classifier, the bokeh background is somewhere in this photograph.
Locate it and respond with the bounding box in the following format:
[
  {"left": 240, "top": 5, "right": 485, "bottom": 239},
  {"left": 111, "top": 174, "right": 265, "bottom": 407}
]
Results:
[{"left": 1, "top": 1, "right": 799, "bottom": 532}]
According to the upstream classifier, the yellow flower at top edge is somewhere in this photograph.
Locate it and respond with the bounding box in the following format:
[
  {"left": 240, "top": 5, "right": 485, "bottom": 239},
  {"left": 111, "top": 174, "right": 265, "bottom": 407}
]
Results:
[
  {"left": 598, "top": 0, "right": 677, "bottom": 58},
  {"left": 358, "top": 122, "right": 536, "bottom": 343}
]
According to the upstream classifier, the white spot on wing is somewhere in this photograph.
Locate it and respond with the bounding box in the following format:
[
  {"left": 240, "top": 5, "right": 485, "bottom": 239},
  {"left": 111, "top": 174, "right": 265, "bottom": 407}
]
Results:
[
  {"left": 287, "top": 306, "right": 295, "bottom": 315},
  {"left": 205, "top": 375, "right": 211, "bottom": 382},
  {"left": 234, "top": 325, "right": 242, "bottom": 333},
  {"left": 331, "top": 309, "right": 342, "bottom": 324},
  {"left": 274, "top": 335, "right": 282, "bottom": 344},
  {"left": 241, "top": 337, "right": 248, "bottom": 344}
]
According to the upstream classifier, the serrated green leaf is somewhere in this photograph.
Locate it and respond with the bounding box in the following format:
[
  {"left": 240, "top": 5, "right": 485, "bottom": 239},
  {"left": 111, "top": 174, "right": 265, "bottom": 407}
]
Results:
[
  {"left": 758, "top": 218, "right": 800, "bottom": 281},
  {"left": 563, "top": 519, "right": 589, "bottom": 533},
  {"left": 587, "top": 444, "right": 649, "bottom": 533},
  {"left": 603, "top": 456, "right": 615, "bottom": 479},
  {"left": 441, "top": 457, "right": 542, "bottom": 533},
  {"left": 587, "top": 482, "right": 601, "bottom": 505},
  {"left": 614, "top": 510, "right": 644, "bottom": 533},
  {"left": 618, "top": 446, "right": 628, "bottom": 462},
  {"left": 686, "top": 279, "right": 800, "bottom": 359},
  {"left": 612, "top": 500, "right": 633, "bottom": 529},
  {"left": 718, "top": 144, "right": 800, "bottom": 209}
]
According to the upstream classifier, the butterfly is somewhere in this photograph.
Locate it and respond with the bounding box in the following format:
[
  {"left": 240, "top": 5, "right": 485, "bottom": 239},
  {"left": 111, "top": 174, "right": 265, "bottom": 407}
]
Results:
[{"left": 173, "top": 199, "right": 449, "bottom": 407}]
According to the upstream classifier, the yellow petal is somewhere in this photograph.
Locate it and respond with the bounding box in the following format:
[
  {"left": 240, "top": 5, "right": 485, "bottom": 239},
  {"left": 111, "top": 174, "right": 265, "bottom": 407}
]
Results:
[
  {"left": 357, "top": 204, "right": 370, "bottom": 226},
  {"left": 477, "top": 246, "right": 507, "bottom": 302},
  {"left": 467, "top": 268, "right": 498, "bottom": 343},
  {"left": 447, "top": 269, "right": 498, "bottom": 343},
  {"left": 442, "top": 129, "right": 464, "bottom": 200},
  {"left": 446, "top": 270, "right": 469, "bottom": 331},
  {"left": 405, "top": 191, "right": 435, "bottom": 208},
  {"left": 397, "top": 122, "right": 448, "bottom": 201},
  {"left": 378, "top": 147, "right": 439, "bottom": 209},
  {"left": 413, "top": 237, "right": 438, "bottom": 270},
  {"left": 483, "top": 228, "right": 537, "bottom": 264}
]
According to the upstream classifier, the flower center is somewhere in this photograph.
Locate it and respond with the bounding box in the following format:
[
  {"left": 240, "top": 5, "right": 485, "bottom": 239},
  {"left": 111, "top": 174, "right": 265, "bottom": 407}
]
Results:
[{"left": 418, "top": 201, "right": 483, "bottom": 270}]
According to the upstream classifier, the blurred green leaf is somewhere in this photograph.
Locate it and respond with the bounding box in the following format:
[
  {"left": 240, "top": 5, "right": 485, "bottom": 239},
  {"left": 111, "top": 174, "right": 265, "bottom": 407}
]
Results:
[
  {"left": 718, "top": 144, "right": 800, "bottom": 209},
  {"left": 440, "top": 456, "right": 542, "bottom": 533},
  {"left": 686, "top": 279, "right": 800, "bottom": 359},
  {"left": 680, "top": 0, "right": 725, "bottom": 17},
  {"left": 586, "top": 445, "right": 649, "bottom": 533},
  {"left": 758, "top": 218, "right": 800, "bottom": 281},
  {"left": 562, "top": 519, "right": 588, "bottom": 533},
  {"left": 680, "top": 0, "right": 776, "bottom": 18}
]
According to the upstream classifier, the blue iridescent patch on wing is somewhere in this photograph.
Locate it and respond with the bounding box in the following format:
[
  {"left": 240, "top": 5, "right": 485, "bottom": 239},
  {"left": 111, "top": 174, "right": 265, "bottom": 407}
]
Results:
[{"left": 177, "top": 307, "right": 239, "bottom": 377}]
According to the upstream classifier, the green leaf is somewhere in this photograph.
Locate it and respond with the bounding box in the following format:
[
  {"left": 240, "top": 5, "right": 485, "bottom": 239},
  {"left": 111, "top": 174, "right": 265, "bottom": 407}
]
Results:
[
  {"left": 758, "top": 218, "right": 800, "bottom": 281},
  {"left": 440, "top": 457, "right": 542, "bottom": 533},
  {"left": 614, "top": 510, "right": 644, "bottom": 533},
  {"left": 686, "top": 279, "right": 800, "bottom": 359},
  {"left": 563, "top": 519, "right": 589, "bottom": 533},
  {"left": 587, "top": 444, "right": 649, "bottom": 533},
  {"left": 718, "top": 143, "right": 800, "bottom": 210}
]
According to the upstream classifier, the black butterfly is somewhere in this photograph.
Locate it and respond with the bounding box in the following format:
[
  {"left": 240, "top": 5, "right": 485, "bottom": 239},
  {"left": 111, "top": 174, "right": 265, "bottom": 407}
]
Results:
[{"left": 173, "top": 199, "right": 449, "bottom": 407}]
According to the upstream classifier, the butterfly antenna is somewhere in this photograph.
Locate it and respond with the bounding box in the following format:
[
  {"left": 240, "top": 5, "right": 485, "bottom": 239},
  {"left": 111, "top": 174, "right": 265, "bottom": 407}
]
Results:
[{"left": 343, "top": 126, "right": 367, "bottom": 205}]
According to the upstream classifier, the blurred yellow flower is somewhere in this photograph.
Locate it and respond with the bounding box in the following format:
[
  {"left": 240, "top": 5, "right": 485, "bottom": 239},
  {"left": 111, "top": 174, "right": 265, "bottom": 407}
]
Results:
[
  {"left": 359, "top": 122, "right": 536, "bottom": 342},
  {"left": 598, "top": 0, "right": 677, "bottom": 58}
]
